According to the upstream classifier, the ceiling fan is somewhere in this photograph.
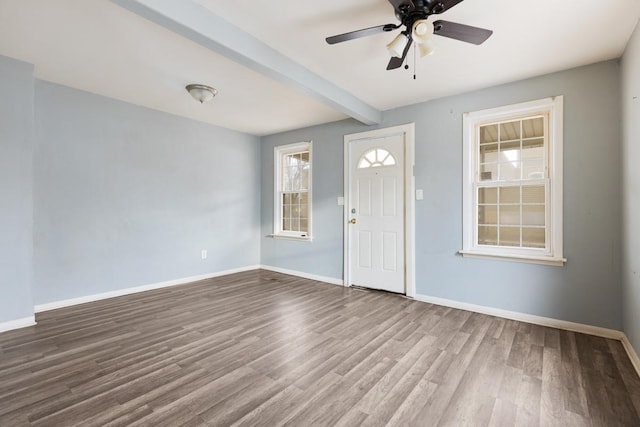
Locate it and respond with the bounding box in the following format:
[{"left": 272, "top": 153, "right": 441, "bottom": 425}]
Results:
[{"left": 325, "top": 0, "right": 493, "bottom": 70}]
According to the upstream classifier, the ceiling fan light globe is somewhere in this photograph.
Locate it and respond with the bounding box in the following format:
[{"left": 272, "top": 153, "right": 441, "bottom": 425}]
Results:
[
  {"left": 413, "top": 20, "right": 433, "bottom": 37},
  {"left": 417, "top": 38, "right": 436, "bottom": 57},
  {"left": 386, "top": 33, "right": 408, "bottom": 58}
]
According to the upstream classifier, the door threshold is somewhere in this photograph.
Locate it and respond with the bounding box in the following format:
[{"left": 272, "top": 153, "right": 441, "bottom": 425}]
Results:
[{"left": 350, "top": 285, "right": 406, "bottom": 296}]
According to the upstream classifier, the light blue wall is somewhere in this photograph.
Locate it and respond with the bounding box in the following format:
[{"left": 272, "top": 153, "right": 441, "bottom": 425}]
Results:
[
  {"left": 0, "top": 53, "right": 627, "bottom": 335},
  {"left": 261, "top": 60, "right": 623, "bottom": 330},
  {"left": 34, "top": 81, "right": 261, "bottom": 305},
  {"left": 0, "top": 55, "right": 35, "bottom": 323},
  {"left": 622, "top": 21, "right": 640, "bottom": 353}
]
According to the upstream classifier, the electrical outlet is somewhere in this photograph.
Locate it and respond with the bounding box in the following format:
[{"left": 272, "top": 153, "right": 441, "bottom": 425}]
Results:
[{"left": 201, "top": 249, "right": 207, "bottom": 260}]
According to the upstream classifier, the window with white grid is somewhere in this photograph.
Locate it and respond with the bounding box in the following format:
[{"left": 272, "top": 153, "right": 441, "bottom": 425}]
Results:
[
  {"left": 462, "top": 97, "right": 565, "bottom": 265},
  {"left": 274, "top": 142, "right": 311, "bottom": 240}
]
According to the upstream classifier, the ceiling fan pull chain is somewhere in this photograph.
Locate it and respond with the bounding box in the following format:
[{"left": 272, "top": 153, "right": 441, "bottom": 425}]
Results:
[{"left": 413, "top": 42, "right": 417, "bottom": 80}]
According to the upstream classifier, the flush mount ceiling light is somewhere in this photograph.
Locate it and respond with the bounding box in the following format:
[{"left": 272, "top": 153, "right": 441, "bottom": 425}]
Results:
[{"left": 185, "top": 84, "right": 218, "bottom": 103}]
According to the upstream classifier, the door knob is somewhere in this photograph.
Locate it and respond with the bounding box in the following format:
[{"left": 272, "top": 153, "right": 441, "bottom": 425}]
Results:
[{"left": 349, "top": 218, "right": 357, "bottom": 224}]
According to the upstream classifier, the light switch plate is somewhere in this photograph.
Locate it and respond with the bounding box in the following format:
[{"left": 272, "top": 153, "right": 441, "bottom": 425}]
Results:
[
  {"left": 416, "top": 189, "right": 424, "bottom": 200},
  {"left": 337, "top": 197, "right": 344, "bottom": 206}
]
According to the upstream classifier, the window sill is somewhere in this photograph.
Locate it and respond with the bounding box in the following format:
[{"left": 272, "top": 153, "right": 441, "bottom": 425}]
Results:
[
  {"left": 269, "top": 234, "right": 313, "bottom": 242},
  {"left": 458, "top": 250, "right": 566, "bottom": 266}
]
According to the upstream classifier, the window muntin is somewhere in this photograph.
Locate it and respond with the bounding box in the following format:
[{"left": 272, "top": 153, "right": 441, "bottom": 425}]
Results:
[
  {"left": 462, "top": 97, "right": 564, "bottom": 265},
  {"left": 274, "top": 142, "right": 311, "bottom": 239}
]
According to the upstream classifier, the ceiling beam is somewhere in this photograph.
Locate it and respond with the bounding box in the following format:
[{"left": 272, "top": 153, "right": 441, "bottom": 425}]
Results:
[{"left": 111, "top": 0, "right": 382, "bottom": 126}]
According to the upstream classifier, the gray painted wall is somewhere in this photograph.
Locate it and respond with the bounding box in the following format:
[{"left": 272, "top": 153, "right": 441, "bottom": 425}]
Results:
[
  {"left": 261, "top": 60, "right": 622, "bottom": 330},
  {"left": 622, "top": 21, "right": 640, "bottom": 353},
  {"left": 0, "top": 55, "right": 35, "bottom": 323},
  {"left": 34, "top": 81, "right": 261, "bottom": 305}
]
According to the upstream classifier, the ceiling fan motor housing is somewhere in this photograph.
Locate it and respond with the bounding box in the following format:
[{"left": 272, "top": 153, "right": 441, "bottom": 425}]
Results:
[{"left": 396, "top": 0, "right": 445, "bottom": 25}]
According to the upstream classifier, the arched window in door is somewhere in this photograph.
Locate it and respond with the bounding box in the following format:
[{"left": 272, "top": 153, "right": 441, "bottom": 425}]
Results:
[{"left": 357, "top": 148, "right": 396, "bottom": 169}]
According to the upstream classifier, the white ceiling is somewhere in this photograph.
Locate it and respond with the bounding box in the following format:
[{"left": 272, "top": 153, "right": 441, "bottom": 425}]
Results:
[{"left": 1, "top": 0, "right": 639, "bottom": 136}]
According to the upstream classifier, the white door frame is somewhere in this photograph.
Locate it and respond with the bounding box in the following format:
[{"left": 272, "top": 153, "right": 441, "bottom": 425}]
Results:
[{"left": 343, "top": 123, "right": 416, "bottom": 298}]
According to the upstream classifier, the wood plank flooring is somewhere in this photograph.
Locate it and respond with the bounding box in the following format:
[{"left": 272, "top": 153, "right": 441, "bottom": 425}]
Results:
[{"left": 1, "top": 269, "right": 639, "bottom": 426}]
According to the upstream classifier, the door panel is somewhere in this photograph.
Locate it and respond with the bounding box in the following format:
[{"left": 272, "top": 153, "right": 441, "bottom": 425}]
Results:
[
  {"left": 358, "top": 231, "right": 372, "bottom": 268},
  {"left": 357, "top": 179, "right": 372, "bottom": 216},
  {"left": 382, "top": 232, "right": 397, "bottom": 271},
  {"left": 382, "top": 177, "right": 397, "bottom": 216}
]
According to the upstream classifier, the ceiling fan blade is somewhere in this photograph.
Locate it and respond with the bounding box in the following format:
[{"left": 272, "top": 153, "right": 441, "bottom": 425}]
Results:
[
  {"left": 326, "top": 24, "right": 398, "bottom": 44},
  {"left": 430, "top": 0, "right": 465, "bottom": 14},
  {"left": 387, "top": 38, "right": 413, "bottom": 70},
  {"left": 433, "top": 20, "right": 493, "bottom": 45}
]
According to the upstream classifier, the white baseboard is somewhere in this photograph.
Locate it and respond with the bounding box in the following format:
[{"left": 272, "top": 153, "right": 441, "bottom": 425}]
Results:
[
  {"left": 35, "top": 265, "right": 261, "bottom": 313},
  {"left": 259, "top": 265, "right": 343, "bottom": 286},
  {"left": 0, "top": 316, "right": 36, "bottom": 333},
  {"left": 413, "top": 293, "right": 624, "bottom": 340},
  {"left": 621, "top": 334, "right": 640, "bottom": 378}
]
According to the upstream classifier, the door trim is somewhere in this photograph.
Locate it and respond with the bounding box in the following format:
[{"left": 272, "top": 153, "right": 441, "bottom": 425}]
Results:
[{"left": 343, "top": 123, "right": 416, "bottom": 297}]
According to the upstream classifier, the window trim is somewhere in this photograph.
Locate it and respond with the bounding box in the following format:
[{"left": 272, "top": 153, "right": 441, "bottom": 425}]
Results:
[
  {"left": 273, "top": 141, "right": 312, "bottom": 241},
  {"left": 461, "top": 96, "right": 565, "bottom": 266}
]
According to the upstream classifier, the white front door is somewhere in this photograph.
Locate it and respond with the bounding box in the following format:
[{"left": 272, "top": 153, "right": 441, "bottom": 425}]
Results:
[{"left": 347, "top": 133, "right": 405, "bottom": 294}]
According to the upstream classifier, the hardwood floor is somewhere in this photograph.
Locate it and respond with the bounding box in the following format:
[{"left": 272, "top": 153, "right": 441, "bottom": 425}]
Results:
[{"left": 1, "top": 269, "right": 639, "bottom": 426}]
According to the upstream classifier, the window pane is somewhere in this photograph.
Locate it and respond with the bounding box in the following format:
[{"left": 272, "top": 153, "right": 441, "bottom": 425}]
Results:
[
  {"left": 478, "top": 226, "right": 497, "bottom": 245},
  {"left": 499, "top": 227, "right": 520, "bottom": 246},
  {"left": 480, "top": 124, "right": 498, "bottom": 144},
  {"left": 383, "top": 156, "right": 395, "bottom": 166},
  {"left": 499, "top": 162, "right": 521, "bottom": 181},
  {"left": 522, "top": 117, "right": 544, "bottom": 138},
  {"left": 365, "top": 150, "right": 376, "bottom": 163},
  {"left": 499, "top": 187, "right": 520, "bottom": 204},
  {"left": 522, "top": 138, "right": 544, "bottom": 158},
  {"left": 480, "top": 163, "right": 497, "bottom": 181},
  {"left": 300, "top": 167, "right": 309, "bottom": 191},
  {"left": 500, "top": 121, "right": 520, "bottom": 141},
  {"left": 300, "top": 152, "right": 310, "bottom": 163},
  {"left": 523, "top": 227, "right": 545, "bottom": 248},
  {"left": 499, "top": 140, "right": 520, "bottom": 161},
  {"left": 499, "top": 205, "right": 520, "bottom": 226},
  {"left": 522, "top": 185, "right": 545, "bottom": 204},
  {"left": 282, "top": 166, "right": 291, "bottom": 191},
  {"left": 295, "top": 166, "right": 304, "bottom": 190},
  {"left": 290, "top": 218, "right": 300, "bottom": 231},
  {"left": 286, "top": 154, "right": 297, "bottom": 167},
  {"left": 478, "top": 187, "right": 497, "bottom": 204},
  {"left": 300, "top": 219, "right": 308, "bottom": 232},
  {"left": 523, "top": 205, "right": 545, "bottom": 226},
  {"left": 480, "top": 144, "right": 498, "bottom": 163},
  {"left": 523, "top": 159, "right": 544, "bottom": 180},
  {"left": 478, "top": 205, "right": 497, "bottom": 225}
]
